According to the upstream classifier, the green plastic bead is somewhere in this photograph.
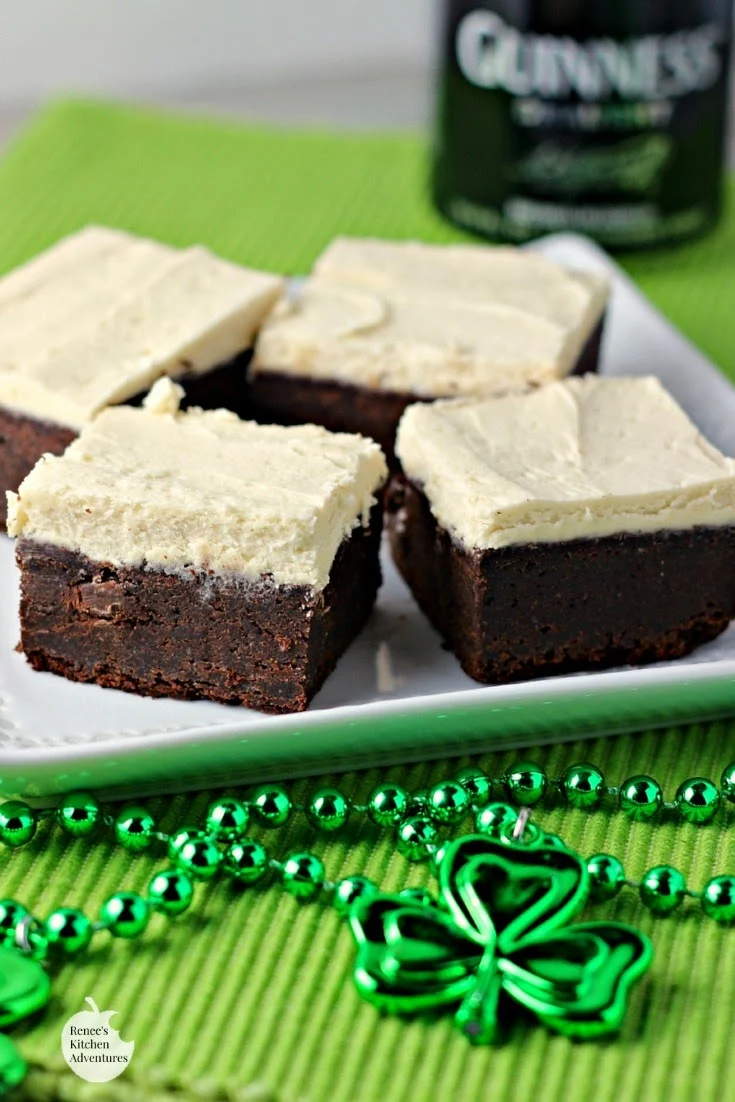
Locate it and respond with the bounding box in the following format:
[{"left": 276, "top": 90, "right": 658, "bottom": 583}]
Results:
[
  {"left": 503, "top": 762, "right": 547, "bottom": 807},
  {"left": 167, "top": 825, "right": 199, "bottom": 861},
  {"left": 639, "top": 866, "right": 686, "bottom": 915},
  {"left": 147, "top": 870, "right": 194, "bottom": 916},
  {"left": 114, "top": 805, "right": 156, "bottom": 852},
  {"left": 0, "top": 801, "right": 37, "bottom": 847},
  {"left": 205, "top": 798, "right": 249, "bottom": 839},
  {"left": 281, "top": 852, "right": 325, "bottom": 900},
  {"left": 0, "top": 901, "right": 27, "bottom": 947},
  {"left": 427, "top": 781, "right": 470, "bottom": 825},
  {"left": 305, "top": 788, "right": 350, "bottom": 832},
  {"left": 454, "top": 767, "right": 491, "bottom": 808},
  {"left": 333, "top": 876, "right": 378, "bottom": 916},
  {"left": 719, "top": 762, "right": 735, "bottom": 803},
  {"left": 55, "top": 792, "right": 101, "bottom": 838},
  {"left": 44, "top": 908, "right": 93, "bottom": 954},
  {"left": 396, "top": 816, "right": 438, "bottom": 862},
  {"left": 619, "top": 775, "right": 663, "bottom": 821},
  {"left": 100, "top": 892, "right": 150, "bottom": 938},
  {"left": 701, "top": 876, "right": 735, "bottom": 924},
  {"left": 405, "top": 788, "right": 428, "bottom": 817},
  {"left": 0, "top": 1034, "right": 26, "bottom": 1093},
  {"left": 251, "top": 784, "right": 293, "bottom": 828},
  {"left": 674, "top": 777, "right": 721, "bottom": 824},
  {"left": 544, "top": 833, "right": 567, "bottom": 850},
  {"left": 174, "top": 837, "right": 222, "bottom": 881},
  {"left": 223, "top": 839, "right": 269, "bottom": 884},
  {"left": 587, "top": 854, "right": 626, "bottom": 901},
  {"left": 561, "top": 763, "right": 605, "bottom": 809},
  {"left": 475, "top": 802, "right": 517, "bottom": 837},
  {"left": 367, "top": 784, "right": 409, "bottom": 827}
]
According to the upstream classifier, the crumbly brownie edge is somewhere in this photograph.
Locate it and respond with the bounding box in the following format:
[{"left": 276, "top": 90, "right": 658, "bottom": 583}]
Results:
[
  {"left": 248, "top": 317, "right": 606, "bottom": 465},
  {"left": 16, "top": 504, "right": 382, "bottom": 715},
  {"left": 386, "top": 475, "right": 735, "bottom": 685}
]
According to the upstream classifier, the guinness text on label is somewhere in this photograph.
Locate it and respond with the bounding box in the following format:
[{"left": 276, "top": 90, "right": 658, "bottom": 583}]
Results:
[{"left": 456, "top": 11, "right": 723, "bottom": 101}]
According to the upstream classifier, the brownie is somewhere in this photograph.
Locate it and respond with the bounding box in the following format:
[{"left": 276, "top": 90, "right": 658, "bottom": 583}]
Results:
[
  {"left": 0, "top": 408, "right": 76, "bottom": 528},
  {"left": 16, "top": 506, "right": 382, "bottom": 714},
  {"left": 130, "top": 351, "right": 253, "bottom": 417},
  {"left": 251, "top": 237, "right": 609, "bottom": 460},
  {"left": 0, "top": 226, "right": 282, "bottom": 528},
  {"left": 0, "top": 351, "right": 254, "bottom": 530},
  {"left": 8, "top": 383, "right": 387, "bottom": 714},
  {"left": 389, "top": 375, "right": 735, "bottom": 684},
  {"left": 248, "top": 317, "right": 604, "bottom": 464},
  {"left": 387, "top": 476, "right": 735, "bottom": 684}
]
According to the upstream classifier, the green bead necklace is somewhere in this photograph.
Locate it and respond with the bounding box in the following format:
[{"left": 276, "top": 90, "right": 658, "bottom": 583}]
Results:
[{"left": 0, "top": 758, "right": 734, "bottom": 1090}]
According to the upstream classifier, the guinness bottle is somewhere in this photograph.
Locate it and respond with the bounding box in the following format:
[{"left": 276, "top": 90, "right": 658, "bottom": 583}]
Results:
[{"left": 432, "top": 1, "right": 733, "bottom": 248}]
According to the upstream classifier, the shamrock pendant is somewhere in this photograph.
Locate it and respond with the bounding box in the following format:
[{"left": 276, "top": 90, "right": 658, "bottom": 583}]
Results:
[
  {"left": 349, "top": 831, "right": 652, "bottom": 1043},
  {"left": 0, "top": 945, "right": 51, "bottom": 1093}
]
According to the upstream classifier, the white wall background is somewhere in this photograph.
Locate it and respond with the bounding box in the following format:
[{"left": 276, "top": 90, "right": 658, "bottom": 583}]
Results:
[{"left": 0, "top": 0, "right": 434, "bottom": 104}]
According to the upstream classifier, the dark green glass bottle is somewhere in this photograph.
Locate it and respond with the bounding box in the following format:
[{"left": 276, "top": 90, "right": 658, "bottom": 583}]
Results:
[{"left": 432, "top": 1, "right": 732, "bottom": 248}]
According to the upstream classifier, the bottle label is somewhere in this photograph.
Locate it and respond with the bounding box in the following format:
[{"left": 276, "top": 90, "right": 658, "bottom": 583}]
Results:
[
  {"left": 456, "top": 12, "right": 723, "bottom": 101},
  {"left": 433, "top": 3, "right": 732, "bottom": 248}
]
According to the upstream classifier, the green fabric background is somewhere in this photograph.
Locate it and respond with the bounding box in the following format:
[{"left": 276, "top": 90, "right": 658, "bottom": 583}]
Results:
[{"left": 1, "top": 100, "right": 735, "bottom": 1102}]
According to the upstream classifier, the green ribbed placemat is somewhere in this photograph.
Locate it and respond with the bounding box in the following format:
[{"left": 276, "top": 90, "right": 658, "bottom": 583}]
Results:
[{"left": 2, "top": 100, "right": 735, "bottom": 1102}]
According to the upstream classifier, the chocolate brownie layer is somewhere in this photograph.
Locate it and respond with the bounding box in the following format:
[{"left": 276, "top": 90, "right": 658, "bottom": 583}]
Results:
[
  {"left": 0, "top": 352, "right": 253, "bottom": 531},
  {"left": 128, "top": 351, "right": 253, "bottom": 418},
  {"left": 386, "top": 476, "right": 735, "bottom": 685},
  {"left": 16, "top": 506, "right": 382, "bottom": 715},
  {"left": 178, "top": 352, "right": 252, "bottom": 418},
  {"left": 249, "top": 371, "right": 415, "bottom": 459},
  {"left": 0, "top": 408, "right": 76, "bottom": 528},
  {"left": 249, "top": 318, "right": 604, "bottom": 464}
]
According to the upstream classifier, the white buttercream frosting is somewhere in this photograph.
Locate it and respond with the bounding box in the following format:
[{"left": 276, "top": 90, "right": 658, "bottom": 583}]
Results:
[
  {"left": 395, "top": 375, "right": 735, "bottom": 549},
  {"left": 254, "top": 237, "right": 608, "bottom": 397},
  {"left": 7, "top": 382, "right": 387, "bottom": 589},
  {"left": 0, "top": 226, "right": 283, "bottom": 428}
]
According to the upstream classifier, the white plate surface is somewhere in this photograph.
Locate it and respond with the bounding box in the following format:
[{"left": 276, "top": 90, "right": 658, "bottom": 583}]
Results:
[{"left": 3, "top": 234, "right": 735, "bottom": 799}]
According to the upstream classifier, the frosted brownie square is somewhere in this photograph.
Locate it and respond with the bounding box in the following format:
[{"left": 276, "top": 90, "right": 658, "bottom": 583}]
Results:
[
  {"left": 250, "top": 237, "right": 608, "bottom": 457},
  {"left": 8, "top": 380, "right": 387, "bottom": 714},
  {"left": 387, "top": 375, "right": 735, "bottom": 684},
  {"left": 0, "top": 226, "right": 283, "bottom": 525}
]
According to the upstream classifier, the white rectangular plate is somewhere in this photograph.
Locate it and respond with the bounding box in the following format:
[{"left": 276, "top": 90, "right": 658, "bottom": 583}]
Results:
[{"left": 3, "top": 233, "right": 735, "bottom": 800}]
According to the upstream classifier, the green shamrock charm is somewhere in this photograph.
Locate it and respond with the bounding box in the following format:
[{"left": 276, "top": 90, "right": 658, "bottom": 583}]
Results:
[
  {"left": 349, "top": 833, "right": 652, "bottom": 1043},
  {"left": 0, "top": 945, "right": 51, "bottom": 1094}
]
